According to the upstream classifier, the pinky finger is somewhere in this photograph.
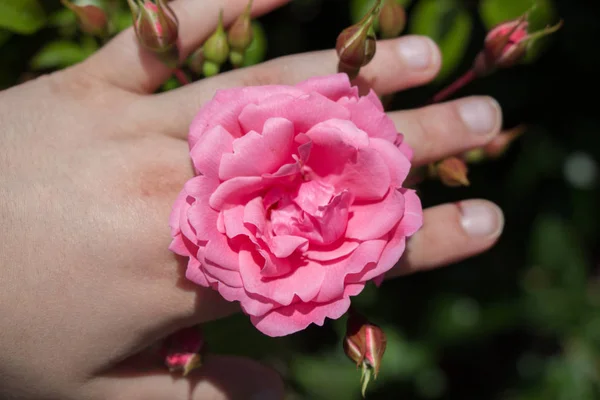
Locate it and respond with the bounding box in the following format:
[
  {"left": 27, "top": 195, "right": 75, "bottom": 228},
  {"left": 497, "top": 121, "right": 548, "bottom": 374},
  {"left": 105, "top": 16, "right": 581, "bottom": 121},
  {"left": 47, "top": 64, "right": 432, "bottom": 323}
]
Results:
[{"left": 388, "top": 199, "right": 504, "bottom": 278}]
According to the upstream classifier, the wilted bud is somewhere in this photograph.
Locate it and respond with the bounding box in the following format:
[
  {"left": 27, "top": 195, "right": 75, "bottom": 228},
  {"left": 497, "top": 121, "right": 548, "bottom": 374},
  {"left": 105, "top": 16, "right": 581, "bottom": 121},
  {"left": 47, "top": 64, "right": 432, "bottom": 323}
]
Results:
[
  {"left": 188, "top": 47, "right": 205, "bottom": 75},
  {"left": 228, "top": 0, "right": 254, "bottom": 66},
  {"left": 203, "top": 10, "right": 230, "bottom": 66},
  {"left": 436, "top": 157, "right": 470, "bottom": 187},
  {"left": 343, "top": 310, "right": 387, "bottom": 398},
  {"left": 473, "top": 13, "right": 563, "bottom": 76},
  {"left": 336, "top": 0, "right": 381, "bottom": 80},
  {"left": 161, "top": 326, "right": 204, "bottom": 376},
  {"left": 128, "top": 0, "right": 179, "bottom": 67},
  {"left": 483, "top": 124, "right": 526, "bottom": 159},
  {"left": 378, "top": 0, "right": 406, "bottom": 39},
  {"left": 61, "top": 0, "right": 108, "bottom": 37}
]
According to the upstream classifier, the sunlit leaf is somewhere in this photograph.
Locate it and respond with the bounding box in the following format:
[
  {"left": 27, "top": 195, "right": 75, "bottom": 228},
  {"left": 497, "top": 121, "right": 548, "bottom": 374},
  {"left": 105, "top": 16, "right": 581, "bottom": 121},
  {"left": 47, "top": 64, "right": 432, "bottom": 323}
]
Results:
[
  {"left": 350, "top": 0, "right": 411, "bottom": 25},
  {"left": 0, "top": 0, "right": 46, "bottom": 34},
  {"left": 242, "top": 22, "right": 268, "bottom": 67},
  {"left": 409, "top": 0, "right": 472, "bottom": 81},
  {"left": 30, "top": 40, "right": 96, "bottom": 70}
]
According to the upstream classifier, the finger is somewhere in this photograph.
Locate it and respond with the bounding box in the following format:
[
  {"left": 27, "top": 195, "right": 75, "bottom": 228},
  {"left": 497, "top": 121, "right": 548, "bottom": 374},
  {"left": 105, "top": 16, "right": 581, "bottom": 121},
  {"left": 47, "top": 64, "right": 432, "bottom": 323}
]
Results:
[
  {"left": 147, "top": 35, "right": 441, "bottom": 136},
  {"left": 388, "top": 199, "right": 504, "bottom": 278},
  {"left": 83, "top": 0, "right": 290, "bottom": 93},
  {"left": 391, "top": 96, "right": 503, "bottom": 165},
  {"left": 86, "top": 355, "right": 284, "bottom": 400}
]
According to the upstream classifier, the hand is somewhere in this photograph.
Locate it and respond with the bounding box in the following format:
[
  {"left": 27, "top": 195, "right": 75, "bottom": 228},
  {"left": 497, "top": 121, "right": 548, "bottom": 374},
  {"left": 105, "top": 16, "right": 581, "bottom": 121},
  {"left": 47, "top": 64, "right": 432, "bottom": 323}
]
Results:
[{"left": 0, "top": 0, "right": 504, "bottom": 399}]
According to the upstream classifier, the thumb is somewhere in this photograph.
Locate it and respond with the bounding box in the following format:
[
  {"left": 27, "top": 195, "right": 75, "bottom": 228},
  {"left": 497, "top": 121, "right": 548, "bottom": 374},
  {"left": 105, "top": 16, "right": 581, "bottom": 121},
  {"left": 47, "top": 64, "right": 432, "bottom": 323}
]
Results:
[{"left": 86, "top": 355, "right": 284, "bottom": 400}]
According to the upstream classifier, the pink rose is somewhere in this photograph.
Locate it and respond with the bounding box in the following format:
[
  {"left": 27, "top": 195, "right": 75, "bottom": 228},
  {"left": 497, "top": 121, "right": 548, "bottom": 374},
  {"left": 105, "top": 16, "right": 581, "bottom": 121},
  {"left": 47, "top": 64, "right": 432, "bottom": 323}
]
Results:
[{"left": 169, "top": 74, "right": 423, "bottom": 337}]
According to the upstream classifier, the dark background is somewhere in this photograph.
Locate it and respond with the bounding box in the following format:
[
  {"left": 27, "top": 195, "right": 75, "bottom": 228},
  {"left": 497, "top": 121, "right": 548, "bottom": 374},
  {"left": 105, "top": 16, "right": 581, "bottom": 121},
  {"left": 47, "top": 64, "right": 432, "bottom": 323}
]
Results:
[{"left": 1, "top": 0, "right": 598, "bottom": 399}]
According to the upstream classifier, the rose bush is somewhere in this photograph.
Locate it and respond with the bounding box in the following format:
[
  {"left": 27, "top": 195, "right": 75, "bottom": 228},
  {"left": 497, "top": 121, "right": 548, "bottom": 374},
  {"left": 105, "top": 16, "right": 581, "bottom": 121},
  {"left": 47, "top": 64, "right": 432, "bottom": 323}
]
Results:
[{"left": 169, "top": 73, "right": 423, "bottom": 337}]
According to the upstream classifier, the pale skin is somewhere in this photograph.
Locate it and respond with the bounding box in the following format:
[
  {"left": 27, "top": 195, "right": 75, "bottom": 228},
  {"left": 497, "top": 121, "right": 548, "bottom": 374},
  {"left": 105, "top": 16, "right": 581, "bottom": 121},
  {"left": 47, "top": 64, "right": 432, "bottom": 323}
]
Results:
[{"left": 0, "top": 0, "right": 505, "bottom": 399}]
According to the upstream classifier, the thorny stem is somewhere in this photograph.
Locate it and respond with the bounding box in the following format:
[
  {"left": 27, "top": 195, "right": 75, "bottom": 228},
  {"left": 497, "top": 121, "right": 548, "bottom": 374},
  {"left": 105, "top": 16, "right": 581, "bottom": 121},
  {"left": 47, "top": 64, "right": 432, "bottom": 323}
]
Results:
[
  {"left": 173, "top": 68, "right": 190, "bottom": 85},
  {"left": 430, "top": 68, "right": 477, "bottom": 104}
]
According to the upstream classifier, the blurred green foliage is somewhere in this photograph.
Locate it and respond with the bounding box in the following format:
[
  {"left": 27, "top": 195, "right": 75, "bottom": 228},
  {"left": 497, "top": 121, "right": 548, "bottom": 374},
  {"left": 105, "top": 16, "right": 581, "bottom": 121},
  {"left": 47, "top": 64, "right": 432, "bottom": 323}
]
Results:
[{"left": 0, "top": 0, "right": 598, "bottom": 399}]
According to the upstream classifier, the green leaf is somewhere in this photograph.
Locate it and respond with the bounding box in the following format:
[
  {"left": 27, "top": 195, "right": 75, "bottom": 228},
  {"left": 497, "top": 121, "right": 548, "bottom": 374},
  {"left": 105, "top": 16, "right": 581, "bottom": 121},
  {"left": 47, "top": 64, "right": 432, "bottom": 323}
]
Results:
[
  {"left": 0, "top": 0, "right": 46, "bottom": 34},
  {"left": 30, "top": 40, "right": 96, "bottom": 70},
  {"left": 0, "top": 30, "right": 12, "bottom": 48},
  {"left": 242, "top": 22, "right": 268, "bottom": 67},
  {"left": 479, "top": 0, "right": 557, "bottom": 31},
  {"left": 409, "top": 0, "right": 472, "bottom": 81},
  {"left": 350, "top": 0, "right": 412, "bottom": 25}
]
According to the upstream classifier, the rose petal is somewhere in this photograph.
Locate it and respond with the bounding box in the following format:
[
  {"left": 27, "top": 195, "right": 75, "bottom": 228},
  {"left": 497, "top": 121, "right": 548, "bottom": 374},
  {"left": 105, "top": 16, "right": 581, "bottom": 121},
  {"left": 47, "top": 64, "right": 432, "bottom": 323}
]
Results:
[
  {"left": 338, "top": 94, "right": 397, "bottom": 143},
  {"left": 203, "top": 234, "right": 241, "bottom": 271},
  {"left": 169, "top": 190, "right": 188, "bottom": 237},
  {"left": 238, "top": 92, "right": 351, "bottom": 135},
  {"left": 250, "top": 283, "right": 364, "bottom": 337},
  {"left": 189, "top": 86, "right": 304, "bottom": 148},
  {"left": 363, "top": 89, "right": 384, "bottom": 112},
  {"left": 219, "top": 118, "right": 295, "bottom": 180},
  {"left": 267, "top": 235, "right": 309, "bottom": 258},
  {"left": 186, "top": 177, "right": 220, "bottom": 242},
  {"left": 305, "top": 120, "right": 390, "bottom": 200},
  {"left": 239, "top": 243, "right": 325, "bottom": 306},
  {"left": 190, "top": 125, "right": 234, "bottom": 177},
  {"left": 209, "top": 176, "right": 265, "bottom": 210},
  {"left": 346, "top": 189, "right": 405, "bottom": 241},
  {"left": 346, "top": 234, "right": 406, "bottom": 284},
  {"left": 397, "top": 188, "right": 423, "bottom": 237},
  {"left": 203, "top": 261, "right": 244, "bottom": 288},
  {"left": 312, "top": 238, "right": 386, "bottom": 303},
  {"left": 305, "top": 240, "right": 360, "bottom": 262},
  {"left": 295, "top": 73, "right": 358, "bottom": 101},
  {"left": 369, "top": 138, "right": 411, "bottom": 187},
  {"left": 223, "top": 205, "right": 252, "bottom": 239},
  {"left": 185, "top": 257, "right": 210, "bottom": 287},
  {"left": 396, "top": 134, "right": 414, "bottom": 161},
  {"left": 243, "top": 197, "right": 267, "bottom": 234}
]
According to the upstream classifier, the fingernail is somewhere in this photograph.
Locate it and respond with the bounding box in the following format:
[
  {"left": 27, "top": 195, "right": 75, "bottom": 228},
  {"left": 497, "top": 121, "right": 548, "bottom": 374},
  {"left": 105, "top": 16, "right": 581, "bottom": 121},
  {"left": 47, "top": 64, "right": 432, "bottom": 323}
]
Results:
[
  {"left": 250, "top": 389, "right": 281, "bottom": 400},
  {"left": 460, "top": 201, "right": 504, "bottom": 238},
  {"left": 397, "top": 36, "right": 436, "bottom": 69},
  {"left": 458, "top": 97, "right": 501, "bottom": 136}
]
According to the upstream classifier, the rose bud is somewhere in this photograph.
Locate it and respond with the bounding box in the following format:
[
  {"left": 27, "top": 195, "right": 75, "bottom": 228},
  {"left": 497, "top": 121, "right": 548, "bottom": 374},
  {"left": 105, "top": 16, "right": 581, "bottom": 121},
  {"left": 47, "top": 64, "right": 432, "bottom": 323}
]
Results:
[
  {"left": 61, "top": 0, "right": 108, "bottom": 37},
  {"left": 161, "top": 326, "right": 204, "bottom": 376},
  {"left": 483, "top": 124, "right": 526, "bottom": 159},
  {"left": 343, "top": 310, "right": 387, "bottom": 397},
  {"left": 127, "top": 0, "right": 180, "bottom": 67},
  {"left": 378, "top": 0, "right": 406, "bottom": 39},
  {"left": 228, "top": 0, "right": 254, "bottom": 68},
  {"left": 336, "top": 0, "right": 381, "bottom": 80},
  {"left": 435, "top": 157, "right": 470, "bottom": 187},
  {"left": 202, "top": 10, "right": 230, "bottom": 75},
  {"left": 188, "top": 47, "right": 205, "bottom": 76},
  {"left": 473, "top": 14, "right": 563, "bottom": 76}
]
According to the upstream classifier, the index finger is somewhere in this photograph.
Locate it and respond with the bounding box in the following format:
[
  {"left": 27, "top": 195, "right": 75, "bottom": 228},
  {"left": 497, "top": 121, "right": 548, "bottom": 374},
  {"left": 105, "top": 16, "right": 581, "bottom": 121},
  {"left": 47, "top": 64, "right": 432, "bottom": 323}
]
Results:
[{"left": 82, "top": 0, "right": 290, "bottom": 94}]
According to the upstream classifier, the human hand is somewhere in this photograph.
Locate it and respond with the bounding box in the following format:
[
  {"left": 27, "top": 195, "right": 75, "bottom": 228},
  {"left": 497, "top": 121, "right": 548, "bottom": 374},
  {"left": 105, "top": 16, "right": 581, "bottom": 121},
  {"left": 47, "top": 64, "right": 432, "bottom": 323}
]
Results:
[{"left": 0, "top": 0, "right": 503, "bottom": 399}]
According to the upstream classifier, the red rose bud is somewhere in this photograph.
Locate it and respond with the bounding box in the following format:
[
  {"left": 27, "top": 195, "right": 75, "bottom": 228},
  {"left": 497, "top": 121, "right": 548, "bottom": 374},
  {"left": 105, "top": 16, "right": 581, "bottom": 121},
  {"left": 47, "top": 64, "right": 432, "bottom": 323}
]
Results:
[
  {"left": 436, "top": 157, "right": 470, "bottom": 187},
  {"left": 343, "top": 311, "right": 387, "bottom": 397},
  {"left": 336, "top": 0, "right": 381, "bottom": 80},
  {"left": 203, "top": 10, "right": 230, "bottom": 68},
  {"left": 127, "top": 0, "right": 180, "bottom": 67},
  {"left": 228, "top": 0, "right": 254, "bottom": 68},
  {"left": 161, "top": 326, "right": 204, "bottom": 376},
  {"left": 378, "top": 0, "right": 406, "bottom": 39},
  {"left": 61, "top": 0, "right": 108, "bottom": 37},
  {"left": 473, "top": 14, "right": 563, "bottom": 76}
]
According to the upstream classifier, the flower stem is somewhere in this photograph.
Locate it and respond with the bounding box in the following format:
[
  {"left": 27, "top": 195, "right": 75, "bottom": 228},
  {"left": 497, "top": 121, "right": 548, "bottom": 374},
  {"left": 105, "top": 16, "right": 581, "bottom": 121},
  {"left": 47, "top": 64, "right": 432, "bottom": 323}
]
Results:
[
  {"left": 173, "top": 68, "right": 190, "bottom": 85},
  {"left": 430, "top": 68, "right": 477, "bottom": 104}
]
